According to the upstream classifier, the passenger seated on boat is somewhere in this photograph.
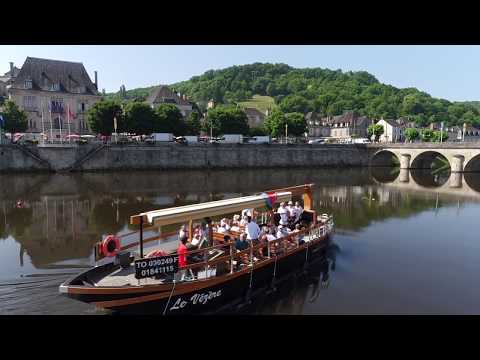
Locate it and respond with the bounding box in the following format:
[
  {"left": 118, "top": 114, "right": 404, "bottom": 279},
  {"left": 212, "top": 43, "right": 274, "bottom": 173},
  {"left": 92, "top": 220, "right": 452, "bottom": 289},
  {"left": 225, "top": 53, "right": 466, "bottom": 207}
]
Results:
[
  {"left": 193, "top": 224, "right": 203, "bottom": 238},
  {"left": 231, "top": 214, "right": 241, "bottom": 231},
  {"left": 217, "top": 218, "right": 230, "bottom": 234},
  {"left": 235, "top": 233, "right": 249, "bottom": 251},
  {"left": 276, "top": 224, "right": 290, "bottom": 239},
  {"left": 293, "top": 224, "right": 305, "bottom": 245}
]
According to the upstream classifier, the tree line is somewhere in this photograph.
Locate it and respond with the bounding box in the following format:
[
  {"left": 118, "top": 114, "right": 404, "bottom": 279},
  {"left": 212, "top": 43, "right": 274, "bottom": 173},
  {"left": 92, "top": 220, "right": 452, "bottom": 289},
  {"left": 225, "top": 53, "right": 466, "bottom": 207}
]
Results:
[
  {"left": 163, "top": 63, "right": 480, "bottom": 128},
  {"left": 87, "top": 100, "right": 307, "bottom": 137}
]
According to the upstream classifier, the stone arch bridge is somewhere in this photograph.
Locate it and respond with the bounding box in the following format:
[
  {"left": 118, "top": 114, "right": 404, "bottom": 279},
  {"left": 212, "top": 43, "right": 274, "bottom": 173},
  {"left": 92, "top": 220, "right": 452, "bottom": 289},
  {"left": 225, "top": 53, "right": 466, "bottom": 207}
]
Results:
[{"left": 369, "top": 143, "right": 480, "bottom": 172}]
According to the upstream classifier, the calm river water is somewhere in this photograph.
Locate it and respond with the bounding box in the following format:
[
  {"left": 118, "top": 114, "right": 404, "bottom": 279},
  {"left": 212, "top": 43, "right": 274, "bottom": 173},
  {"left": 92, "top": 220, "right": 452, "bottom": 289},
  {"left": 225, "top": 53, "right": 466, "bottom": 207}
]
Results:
[{"left": 1, "top": 167, "right": 480, "bottom": 315}]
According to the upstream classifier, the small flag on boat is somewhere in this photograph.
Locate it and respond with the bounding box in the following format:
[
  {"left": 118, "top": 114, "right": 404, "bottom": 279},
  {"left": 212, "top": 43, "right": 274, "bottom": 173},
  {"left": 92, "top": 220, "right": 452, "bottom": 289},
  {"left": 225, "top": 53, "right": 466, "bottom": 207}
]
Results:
[{"left": 261, "top": 192, "right": 277, "bottom": 209}]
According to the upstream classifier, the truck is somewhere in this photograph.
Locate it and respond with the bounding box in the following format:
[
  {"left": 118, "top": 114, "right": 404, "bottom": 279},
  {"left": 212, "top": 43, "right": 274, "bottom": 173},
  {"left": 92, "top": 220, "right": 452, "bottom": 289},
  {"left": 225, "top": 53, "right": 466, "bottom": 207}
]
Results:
[
  {"left": 147, "top": 133, "right": 174, "bottom": 143},
  {"left": 248, "top": 136, "right": 271, "bottom": 144},
  {"left": 183, "top": 136, "right": 198, "bottom": 143},
  {"left": 219, "top": 134, "right": 243, "bottom": 144}
]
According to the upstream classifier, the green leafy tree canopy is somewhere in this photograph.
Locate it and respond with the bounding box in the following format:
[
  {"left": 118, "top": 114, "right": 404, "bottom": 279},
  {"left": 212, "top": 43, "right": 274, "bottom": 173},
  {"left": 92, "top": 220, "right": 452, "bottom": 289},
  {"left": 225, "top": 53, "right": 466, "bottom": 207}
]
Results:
[
  {"left": 367, "top": 124, "right": 384, "bottom": 142},
  {"left": 86, "top": 100, "right": 122, "bottom": 135},
  {"left": 404, "top": 128, "right": 419, "bottom": 143},
  {"left": 1, "top": 100, "right": 28, "bottom": 134},
  {"left": 203, "top": 105, "right": 249, "bottom": 136}
]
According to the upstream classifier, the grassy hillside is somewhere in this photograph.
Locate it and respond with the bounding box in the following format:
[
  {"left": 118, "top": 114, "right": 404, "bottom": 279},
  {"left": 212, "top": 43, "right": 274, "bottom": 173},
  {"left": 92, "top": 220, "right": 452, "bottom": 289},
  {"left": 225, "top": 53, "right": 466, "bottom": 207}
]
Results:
[{"left": 238, "top": 95, "right": 276, "bottom": 112}]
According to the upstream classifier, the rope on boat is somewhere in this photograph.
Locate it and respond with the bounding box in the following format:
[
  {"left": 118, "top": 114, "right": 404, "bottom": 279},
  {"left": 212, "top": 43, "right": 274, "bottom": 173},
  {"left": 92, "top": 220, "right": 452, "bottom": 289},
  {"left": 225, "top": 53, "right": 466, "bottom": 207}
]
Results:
[{"left": 162, "top": 280, "right": 176, "bottom": 315}]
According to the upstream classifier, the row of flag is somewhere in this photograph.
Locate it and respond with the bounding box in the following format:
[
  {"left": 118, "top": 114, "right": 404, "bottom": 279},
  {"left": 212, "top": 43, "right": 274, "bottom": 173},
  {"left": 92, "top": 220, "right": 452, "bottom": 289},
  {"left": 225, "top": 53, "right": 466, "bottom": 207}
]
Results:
[{"left": 47, "top": 101, "right": 76, "bottom": 119}]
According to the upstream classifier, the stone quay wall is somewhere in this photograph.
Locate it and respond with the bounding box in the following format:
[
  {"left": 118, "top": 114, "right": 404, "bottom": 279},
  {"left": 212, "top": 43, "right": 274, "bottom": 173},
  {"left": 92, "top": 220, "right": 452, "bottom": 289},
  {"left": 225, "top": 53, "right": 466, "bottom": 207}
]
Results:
[{"left": 0, "top": 143, "right": 373, "bottom": 173}]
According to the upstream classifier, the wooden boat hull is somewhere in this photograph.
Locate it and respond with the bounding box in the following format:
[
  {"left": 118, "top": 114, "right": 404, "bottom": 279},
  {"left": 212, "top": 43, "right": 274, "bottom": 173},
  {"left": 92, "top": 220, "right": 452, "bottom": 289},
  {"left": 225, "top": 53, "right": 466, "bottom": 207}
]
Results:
[{"left": 60, "top": 233, "right": 332, "bottom": 314}]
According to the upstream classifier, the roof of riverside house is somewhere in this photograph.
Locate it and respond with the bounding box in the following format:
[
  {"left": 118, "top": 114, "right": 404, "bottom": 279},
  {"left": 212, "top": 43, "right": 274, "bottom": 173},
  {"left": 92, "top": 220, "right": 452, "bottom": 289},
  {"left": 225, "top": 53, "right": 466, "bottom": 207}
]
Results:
[
  {"left": 380, "top": 118, "right": 403, "bottom": 127},
  {"left": 331, "top": 111, "right": 369, "bottom": 126},
  {"left": 146, "top": 85, "right": 192, "bottom": 106},
  {"left": 9, "top": 57, "right": 100, "bottom": 95}
]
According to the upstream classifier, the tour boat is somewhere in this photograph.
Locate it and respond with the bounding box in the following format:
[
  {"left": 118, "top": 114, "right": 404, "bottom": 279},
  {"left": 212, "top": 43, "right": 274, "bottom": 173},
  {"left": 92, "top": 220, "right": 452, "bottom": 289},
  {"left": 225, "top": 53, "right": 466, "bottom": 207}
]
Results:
[{"left": 59, "top": 184, "right": 334, "bottom": 314}]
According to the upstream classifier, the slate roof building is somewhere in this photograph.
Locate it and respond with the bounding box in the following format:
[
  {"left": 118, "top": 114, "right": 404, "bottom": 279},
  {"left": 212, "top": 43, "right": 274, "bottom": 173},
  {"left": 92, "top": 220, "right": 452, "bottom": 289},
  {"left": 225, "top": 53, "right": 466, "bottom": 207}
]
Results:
[
  {"left": 307, "top": 111, "right": 370, "bottom": 138},
  {"left": 5, "top": 57, "right": 101, "bottom": 138},
  {"left": 146, "top": 85, "right": 194, "bottom": 117}
]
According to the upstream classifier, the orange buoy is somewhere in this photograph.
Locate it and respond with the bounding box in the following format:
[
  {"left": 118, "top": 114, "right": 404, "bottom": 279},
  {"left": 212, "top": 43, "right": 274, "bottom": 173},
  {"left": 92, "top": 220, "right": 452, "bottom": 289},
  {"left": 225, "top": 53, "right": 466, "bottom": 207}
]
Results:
[{"left": 102, "top": 235, "right": 121, "bottom": 257}]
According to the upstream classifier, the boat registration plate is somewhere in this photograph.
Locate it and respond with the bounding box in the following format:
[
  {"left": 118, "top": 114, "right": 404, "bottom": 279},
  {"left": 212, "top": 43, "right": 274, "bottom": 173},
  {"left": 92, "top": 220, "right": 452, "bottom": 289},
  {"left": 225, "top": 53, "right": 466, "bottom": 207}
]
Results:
[{"left": 134, "top": 255, "right": 179, "bottom": 279}]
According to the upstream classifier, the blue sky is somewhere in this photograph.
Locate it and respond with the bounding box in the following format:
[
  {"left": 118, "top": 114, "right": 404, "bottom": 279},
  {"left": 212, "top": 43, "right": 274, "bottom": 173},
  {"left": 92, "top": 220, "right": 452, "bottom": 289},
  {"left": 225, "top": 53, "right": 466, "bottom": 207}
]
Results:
[{"left": 0, "top": 45, "right": 478, "bottom": 102}]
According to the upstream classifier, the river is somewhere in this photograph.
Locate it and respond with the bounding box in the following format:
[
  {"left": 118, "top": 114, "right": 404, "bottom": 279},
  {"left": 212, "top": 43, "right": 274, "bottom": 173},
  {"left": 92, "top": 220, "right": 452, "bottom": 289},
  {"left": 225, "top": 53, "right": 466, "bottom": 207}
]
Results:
[{"left": 1, "top": 167, "right": 480, "bottom": 314}]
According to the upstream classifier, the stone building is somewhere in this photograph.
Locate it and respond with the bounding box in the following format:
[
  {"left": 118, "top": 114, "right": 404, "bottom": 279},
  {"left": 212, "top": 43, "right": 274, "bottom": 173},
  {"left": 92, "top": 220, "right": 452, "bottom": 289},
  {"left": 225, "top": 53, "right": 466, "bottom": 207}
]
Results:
[
  {"left": 146, "top": 85, "right": 194, "bottom": 117},
  {"left": 307, "top": 111, "right": 370, "bottom": 139},
  {"left": 0, "top": 62, "right": 20, "bottom": 102},
  {"left": 6, "top": 57, "right": 101, "bottom": 138}
]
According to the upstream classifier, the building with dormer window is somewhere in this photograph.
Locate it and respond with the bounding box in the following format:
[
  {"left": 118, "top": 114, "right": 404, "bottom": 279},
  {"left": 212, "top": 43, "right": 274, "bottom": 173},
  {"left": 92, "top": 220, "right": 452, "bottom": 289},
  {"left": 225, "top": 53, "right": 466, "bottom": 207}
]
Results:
[{"left": 5, "top": 57, "right": 101, "bottom": 138}]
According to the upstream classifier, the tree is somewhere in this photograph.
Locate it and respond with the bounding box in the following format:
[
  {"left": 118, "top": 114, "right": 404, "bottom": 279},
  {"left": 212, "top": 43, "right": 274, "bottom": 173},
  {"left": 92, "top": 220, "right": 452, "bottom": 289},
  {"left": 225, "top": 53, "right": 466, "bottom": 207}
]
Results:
[
  {"left": 86, "top": 100, "right": 122, "bottom": 135},
  {"left": 203, "top": 105, "right": 249, "bottom": 136},
  {"left": 420, "top": 128, "right": 435, "bottom": 142},
  {"left": 124, "top": 102, "right": 156, "bottom": 135},
  {"left": 404, "top": 128, "right": 419, "bottom": 143},
  {"left": 249, "top": 126, "right": 268, "bottom": 136},
  {"left": 285, "top": 112, "right": 307, "bottom": 136},
  {"left": 432, "top": 130, "right": 449, "bottom": 142},
  {"left": 154, "top": 104, "right": 186, "bottom": 135},
  {"left": 264, "top": 108, "right": 287, "bottom": 137},
  {"left": 278, "top": 95, "right": 311, "bottom": 114},
  {"left": 1, "top": 100, "right": 28, "bottom": 136},
  {"left": 264, "top": 109, "right": 306, "bottom": 137},
  {"left": 367, "top": 124, "right": 384, "bottom": 142},
  {"left": 185, "top": 111, "right": 202, "bottom": 135}
]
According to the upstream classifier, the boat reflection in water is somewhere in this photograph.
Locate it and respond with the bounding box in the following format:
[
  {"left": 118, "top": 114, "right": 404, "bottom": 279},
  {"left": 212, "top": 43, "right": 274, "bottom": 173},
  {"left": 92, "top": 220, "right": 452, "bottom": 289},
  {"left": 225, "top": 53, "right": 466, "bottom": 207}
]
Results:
[
  {"left": 2, "top": 167, "right": 480, "bottom": 314},
  {"left": 233, "top": 239, "right": 341, "bottom": 315}
]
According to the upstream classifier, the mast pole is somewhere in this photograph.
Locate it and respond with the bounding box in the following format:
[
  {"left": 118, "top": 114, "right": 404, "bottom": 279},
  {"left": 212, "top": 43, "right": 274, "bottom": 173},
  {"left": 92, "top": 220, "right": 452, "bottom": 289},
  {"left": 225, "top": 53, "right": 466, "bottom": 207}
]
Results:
[{"left": 139, "top": 216, "right": 144, "bottom": 258}]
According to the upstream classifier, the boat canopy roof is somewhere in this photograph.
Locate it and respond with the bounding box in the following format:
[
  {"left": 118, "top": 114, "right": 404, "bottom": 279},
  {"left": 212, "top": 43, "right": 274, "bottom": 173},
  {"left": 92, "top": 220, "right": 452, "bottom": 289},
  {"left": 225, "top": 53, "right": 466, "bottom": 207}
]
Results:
[{"left": 131, "top": 191, "right": 293, "bottom": 227}]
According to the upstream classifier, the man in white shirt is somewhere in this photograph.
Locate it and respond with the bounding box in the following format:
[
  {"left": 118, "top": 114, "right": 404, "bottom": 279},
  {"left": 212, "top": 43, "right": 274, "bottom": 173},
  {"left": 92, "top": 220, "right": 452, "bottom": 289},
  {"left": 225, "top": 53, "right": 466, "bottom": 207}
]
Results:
[
  {"left": 294, "top": 201, "right": 304, "bottom": 223},
  {"left": 246, "top": 216, "right": 261, "bottom": 242},
  {"left": 286, "top": 201, "right": 295, "bottom": 218},
  {"left": 277, "top": 202, "right": 290, "bottom": 225}
]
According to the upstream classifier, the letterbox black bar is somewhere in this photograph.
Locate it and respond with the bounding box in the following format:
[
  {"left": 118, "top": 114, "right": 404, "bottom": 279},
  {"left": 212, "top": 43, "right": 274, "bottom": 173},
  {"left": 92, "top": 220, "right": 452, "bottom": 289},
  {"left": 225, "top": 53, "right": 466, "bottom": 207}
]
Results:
[{"left": 140, "top": 216, "right": 144, "bottom": 258}]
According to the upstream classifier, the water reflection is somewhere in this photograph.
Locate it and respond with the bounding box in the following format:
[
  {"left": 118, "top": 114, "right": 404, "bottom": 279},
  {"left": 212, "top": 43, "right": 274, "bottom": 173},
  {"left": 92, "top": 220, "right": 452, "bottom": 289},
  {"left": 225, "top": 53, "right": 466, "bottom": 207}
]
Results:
[{"left": 2, "top": 168, "right": 480, "bottom": 314}]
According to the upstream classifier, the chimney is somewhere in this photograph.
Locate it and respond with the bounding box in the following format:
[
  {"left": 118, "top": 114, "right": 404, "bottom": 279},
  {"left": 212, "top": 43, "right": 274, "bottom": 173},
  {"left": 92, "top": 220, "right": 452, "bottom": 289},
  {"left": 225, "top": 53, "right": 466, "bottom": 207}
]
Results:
[
  {"left": 9, "top": 62, "right": 13, "bottom": 75},
  {"left": 94, "top": 71, "right": 98, "bottom": 90}
]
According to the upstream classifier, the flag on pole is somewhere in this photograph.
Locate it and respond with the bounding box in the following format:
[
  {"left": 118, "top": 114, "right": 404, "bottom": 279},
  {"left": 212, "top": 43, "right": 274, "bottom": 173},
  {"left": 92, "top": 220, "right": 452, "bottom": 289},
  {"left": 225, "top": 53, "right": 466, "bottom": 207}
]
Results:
[{"left": 0, "top": 114, "right": 5, "bottom": 128}]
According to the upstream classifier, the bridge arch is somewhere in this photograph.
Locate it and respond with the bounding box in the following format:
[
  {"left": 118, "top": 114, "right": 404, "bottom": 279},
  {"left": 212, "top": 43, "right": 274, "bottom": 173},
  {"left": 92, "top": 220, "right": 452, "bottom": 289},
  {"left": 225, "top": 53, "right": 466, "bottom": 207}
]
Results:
[
  {"left": 370, "top": 150, "right": 400, "bottom": 167},
  {"left": 410, "top": 151, "right": 450, "bottom": 170},
  {"left": 464, "top": 154, "right": 480, "bottom": 173}
]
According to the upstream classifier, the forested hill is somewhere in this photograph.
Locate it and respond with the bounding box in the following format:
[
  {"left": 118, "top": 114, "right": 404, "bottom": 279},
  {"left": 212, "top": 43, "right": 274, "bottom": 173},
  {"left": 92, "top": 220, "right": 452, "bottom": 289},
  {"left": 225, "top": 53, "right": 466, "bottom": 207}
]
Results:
[{"left": 106, "top": 63, "right": 480, "bottom": 127}]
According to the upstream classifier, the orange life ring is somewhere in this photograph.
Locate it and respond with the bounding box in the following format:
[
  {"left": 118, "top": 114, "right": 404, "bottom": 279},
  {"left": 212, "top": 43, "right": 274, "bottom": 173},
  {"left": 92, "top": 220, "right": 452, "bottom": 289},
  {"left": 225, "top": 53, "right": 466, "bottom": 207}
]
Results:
[{"left": 102, "top": 235, "right": 121, "bottom": 257}]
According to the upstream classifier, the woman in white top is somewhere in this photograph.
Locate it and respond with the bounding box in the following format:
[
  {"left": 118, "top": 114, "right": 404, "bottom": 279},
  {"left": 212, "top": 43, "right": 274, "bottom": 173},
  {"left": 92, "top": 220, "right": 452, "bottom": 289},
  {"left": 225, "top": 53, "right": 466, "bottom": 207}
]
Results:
[{"left": 240, "top": 215, "right": 249, "bottom": 227}]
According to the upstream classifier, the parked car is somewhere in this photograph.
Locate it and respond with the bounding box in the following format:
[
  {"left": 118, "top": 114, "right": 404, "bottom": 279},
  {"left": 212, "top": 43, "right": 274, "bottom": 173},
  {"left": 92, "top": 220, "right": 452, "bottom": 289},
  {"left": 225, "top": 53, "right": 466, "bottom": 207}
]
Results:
[
  {"left": 352, "top": 138, "right": 371, "bottom": 144},
  {"left": 308, "top": 138, "right": 326, "bottom": 145}
]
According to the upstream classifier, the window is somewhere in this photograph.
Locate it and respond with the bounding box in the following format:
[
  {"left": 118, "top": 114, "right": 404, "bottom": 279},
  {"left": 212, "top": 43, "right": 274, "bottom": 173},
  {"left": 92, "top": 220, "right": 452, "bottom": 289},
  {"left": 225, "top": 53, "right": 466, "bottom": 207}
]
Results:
[
  {"left": 24, "top": 79, "right": 32, "bottom": 89},
  {"left": 82, "top": 103, "right": 85, "bottom": 112},
  {"left": 23, "top": 96, "right": 37, "bottom": 109},
  {"left": 51, "top": 83, "right": 60, "bottom": 91}
]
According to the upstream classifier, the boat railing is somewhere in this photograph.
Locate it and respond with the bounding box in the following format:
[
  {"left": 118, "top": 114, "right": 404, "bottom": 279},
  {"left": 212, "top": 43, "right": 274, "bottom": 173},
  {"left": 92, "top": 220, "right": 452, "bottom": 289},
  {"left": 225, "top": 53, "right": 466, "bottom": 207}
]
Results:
[{"left": 168, "top": 221, "right": 330, "bottom": 281}]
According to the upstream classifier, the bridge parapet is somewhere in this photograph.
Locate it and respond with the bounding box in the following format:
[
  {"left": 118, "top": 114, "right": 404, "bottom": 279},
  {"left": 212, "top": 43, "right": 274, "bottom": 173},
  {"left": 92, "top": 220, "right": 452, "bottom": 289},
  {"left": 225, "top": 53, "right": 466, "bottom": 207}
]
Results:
[{"left": 369, "top": 143, "right": 480, "bottom": 173}]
